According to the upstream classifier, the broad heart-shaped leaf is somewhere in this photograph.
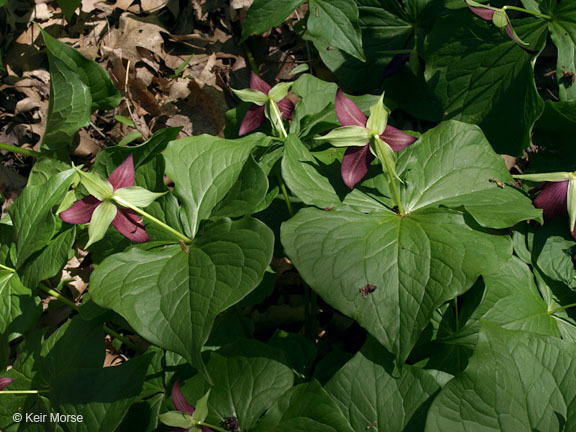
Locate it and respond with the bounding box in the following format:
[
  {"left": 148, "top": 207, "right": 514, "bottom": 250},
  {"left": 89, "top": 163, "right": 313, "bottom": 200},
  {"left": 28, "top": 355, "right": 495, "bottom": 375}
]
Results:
[
  {"left": 42, "top": 54, "right": 92, "bottom": 151},
  {"left": 241, "top": 0, "right": 305, "bottom": 40},
  {"left": 448, "top": 257, "right": 562, "bottom": 349},
  {"left": 189, "top": 345, "right": 294, "bottom": 430},
  {"left": 8, "top": 169, "right": 75, "bottom": 265},
  {"left": 90, "top": 217, "right": 273, "bottom": 376},
  {"left": 424, "top": 11, "right": 546, "bottom": 154},
  {"left": 163, "top": 134, "right": 271, "bottom": 237},
  {"left": 397, "top": 121, "right": 541, "bottom": 227},
  {"left": 253, "top": 380, "right": 354, "bottom": 432},
  {"left": 0, "top": 270, "right": 41, "bottom": 342},
  {"left": 325, "top": 338, "right": 440, "bottom": 432},
  {"left": 532, "top": 221, "right": 576, "bottom": 286},
  {"left": 281, "top": 206, "right": 512, "bottom": 364},
  {"left": 426, "top": 324, "right": 576, "bottom": 431},
  {"left": 50, "top": 354, "right": 152, "bottom": 432},
  {"left": 40, "top": 27, "right": 120, "bottom": 110},
  {"left": 305, "top": 0, "right": 365, "bottom": 62}
]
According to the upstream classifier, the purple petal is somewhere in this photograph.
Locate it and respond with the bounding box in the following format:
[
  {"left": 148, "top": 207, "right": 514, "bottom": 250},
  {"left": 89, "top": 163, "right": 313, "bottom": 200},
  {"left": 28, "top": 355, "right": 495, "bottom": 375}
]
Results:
[
  {"left": 335, "top": 89, "right": 367, "bottom": 127},
  {"left": 466, "top": 1, "right": 495, "bottom": 20},
  {"left": 533, "top": 181, "right": 569, "bottom": 222},
  {"left": 112, "top": 208, "right": 149, "bottom": 243},
  {"left": 249, "top": 71, "right": 271, "bottom": 94},
  {"left": 108, "top": 155, "right": 135, "bottom": 190},
  {"left": 505, "top": 24, "right": 538, "bottom": 54},
  {"left": 171, "top": 381, "right": 195, "bottom": 415},
  {"left": 381, "top": 125, "right": 417, "bottom": 152},
  {"left": 238, "top": 105, "right": 265, "bottom": 136},
  {"left": 0, "top": 377, "right": 14, "bottom": 391},
  {"left": 382, "top": 53, "right": 410, "bottom": 79},
  {"left": 60, "top": 196, "right": 101, "bottom": 224},
  {"left": 278, "top": 97, "right": 295, "bottom": 120},
  {"left": 341, "top": 145, "right": 375, "bottom": 189}
]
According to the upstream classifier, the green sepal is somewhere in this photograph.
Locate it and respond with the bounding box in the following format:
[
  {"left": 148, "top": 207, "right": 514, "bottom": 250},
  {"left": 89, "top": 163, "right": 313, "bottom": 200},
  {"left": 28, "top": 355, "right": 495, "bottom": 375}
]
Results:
[
  {"left": 75, "top": 167, "right": 113, "bottom": 200},
  {"left": 56, "top": 189, "right": 78, "bottom": 214},
  {"left": 465, "top": 0, "right": 498, "bottom": 11},
  {"left": 191, "top": 389, "right": 210, "bottom": 424},
  {"left": 113, "top": 187, "right": 165, "bottom": 208},
  {"left": 568, "top": 179, "right": 576, "bottom": 236},
  {"left": 366, "top": 92, "right": 388, "bottom": 135},
  {"left": 264, "top": 100, "right": 288, "bottom": 137},
  {"left": 231, "top": 88, "right": 268, "bottom": 106},
  {"left": 86, "top": 200, "right": 116, "bottom": 248},
  {"left": 504, "top": 17, "right": 530, "bottom": 47},
  {"left": 158, "top": 411, "right": 195, "bottom": 429},
  {"left": 372, "top": 136, "right": 402, "bottom": 183},
  {"left": 492, "top": 9, "right": 508, "bottom": 29},
  {"left": 268, "top": 82, "right": 293, "bottom": 103},
  {"left": 513, "top": 172, "right": 574, "bottom": 182},
  {"left": 315, "top": 126, "right": 372, "bottom": 147}
]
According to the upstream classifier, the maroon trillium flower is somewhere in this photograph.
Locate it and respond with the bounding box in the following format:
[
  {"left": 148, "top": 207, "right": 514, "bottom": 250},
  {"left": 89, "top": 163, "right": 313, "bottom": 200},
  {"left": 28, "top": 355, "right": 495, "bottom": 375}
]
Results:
[
  {"left": 465, "top": 0, "right": 538, "bottom": 54},
  {"left": 59, "top": 155, "right": 149, "bottom": 243},
  {"left": 171, "top": 381, "right": 214, "bottom": 432},
  {"left": 532, "top": 181, "right": 576, "bottom": 238},
  {"left": 238, "top": 72, "right": 295, "bottom": 136},
  {"left": 335, "top": 89, "right": 417, "bottom": 189},
  {"left": 0, "top": 377, "right": 14, "bottom": 390}
]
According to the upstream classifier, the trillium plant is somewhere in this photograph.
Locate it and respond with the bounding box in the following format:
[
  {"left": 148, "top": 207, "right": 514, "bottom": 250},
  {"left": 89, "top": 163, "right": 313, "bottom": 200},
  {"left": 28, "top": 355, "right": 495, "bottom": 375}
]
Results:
[{"left": 3, "top": 1, "right": 576, "bottom": 431}]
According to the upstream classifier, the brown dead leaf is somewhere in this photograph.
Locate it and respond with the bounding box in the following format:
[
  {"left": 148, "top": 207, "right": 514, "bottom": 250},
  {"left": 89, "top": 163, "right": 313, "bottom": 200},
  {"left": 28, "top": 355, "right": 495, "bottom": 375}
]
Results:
[{"left": 110, "top": 14, "right": 167, "bottom": 65}]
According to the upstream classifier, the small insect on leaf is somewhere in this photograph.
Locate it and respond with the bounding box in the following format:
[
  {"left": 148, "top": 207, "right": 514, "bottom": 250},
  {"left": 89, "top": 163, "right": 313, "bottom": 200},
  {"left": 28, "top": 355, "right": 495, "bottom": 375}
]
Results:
[
  {"left": 179, "top": 240, "right": 190, "bottom": 254},
  {"left": 489, "top": 179, "right": 504, "bottom": 188},
  {"left": 359, "top": 284, "right": 377, "bottom": 299},
  {"left": 367, "top": 420, "right": 377, "bottom": 430}
]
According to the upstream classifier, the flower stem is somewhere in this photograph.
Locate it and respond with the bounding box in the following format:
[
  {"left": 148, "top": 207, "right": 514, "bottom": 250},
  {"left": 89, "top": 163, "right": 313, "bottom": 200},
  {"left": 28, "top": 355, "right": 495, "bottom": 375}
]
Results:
[
  {"left": 269, "top": 99, "right": 289, "bottom": 139},
  {"left": 376, "top": 145, "right": 405, "bottom": 215},
  {"left": 0, "top": 263, "right": 15, "bottom": 273},
  {"left": 112, "top": 195, "right": 191, "bottom": 243},
  {"left": 0, "top": 390, "right": 49, "bottom": 395},
  {"left": 501, "top": 5, "right": 551, "bottom": 19},
  {"left": 0, "top": 142, "right": 46, "bottom": 158},
  {"left": 195, "top": 421, "right": 228, "bottom": 432},
  {"left": 549, "top": 303, "right": 576, "bottom": 315},
  {"left": 276, "top": 172, "right": 294, "bottom": 217},
  {"left": 38, "top": 284, "right": 142, "bottom": 353}
]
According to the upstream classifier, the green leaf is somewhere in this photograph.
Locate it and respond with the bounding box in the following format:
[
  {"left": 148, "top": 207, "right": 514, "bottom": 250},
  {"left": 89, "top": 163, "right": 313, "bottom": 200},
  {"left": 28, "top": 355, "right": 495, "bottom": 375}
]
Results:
[
  {"left": 86, "top": 200, "right": 116, "bottom": 248},
  {"left": 231, "top": 88, "right": 268, "bottom": 105},
  {"left": 306, "top": 0, "right": 365, "bottom": 62},
  {"left": 423, "top": 11, "right": 546, "bottom": 154},
  {"left": 90, "top": 217, "right": 273, "bottom": 376},
  {"left": 268, "top": 331, "right": 318, "bottom": 380},
  {"left": 548, "top": 0, "right": 576, "bottom": 101},
  {"left": 210, "top": 154, "right": 268, "bottom": 218},
  {"left": 253, "top": 380, "right": 354, "bottom": 432},
  {"left": 56, "top": 0, "right": 81, "bottom": 21},
  {"left": 118, "top": 130, "right": 143, "bottom": 146},
  {"left": 20, "top": 227, "right": 75, "bottom": 288},
  {"left": 426, "top": 324, "right": 576, "bottom": 431},
  {"left": 202, "top": 348, "right": 294, "bottom": 430},
  {"left": 365, "top": 93, "right": 388, "bottom": 134},
  {"left": 42, "top": 54, "right": 92, "bottom": 151},
  {"left": 450, "top": 257, "right": 562, "bottom": 348},
  {"left": 0, "top": 270, "right": 41, "bottom": 341},
  {"left": 50, "top": 355, "right": 152, "bottom": 432},
  {"left": 532, "top": 221, "right": 576, "bottom": 286},
  {"left": 114, "top": 187, "right": 165, "bottom": 208},
  {"left": 158, "top": 411, "right": 195, "bottom": 429},
  {"left": 191, "top": 390, "right": 210, "bottom": 424},
  {"left": 8, "top": 169, "right": 75, "bottom": 265},
  {"left": 281, "top": 206, "right": 511, "bottom": 363},
  {"left": 325, "top": 340, "right": 440, "bottom": 432},
  {"left": 39, "top": 27, "right": 121, "bottom": 110},
  {"left": 163, "top": 134, "right": 270, "bottom": 237},
  {"left": 398, "top": 121, "right": 539, "bottom": 228},
  {"left": 114, "top": 115, "right": 135, "bottom": 127},
  {"left": 241, "top": 0, "right": 306, "bottom": 40}
]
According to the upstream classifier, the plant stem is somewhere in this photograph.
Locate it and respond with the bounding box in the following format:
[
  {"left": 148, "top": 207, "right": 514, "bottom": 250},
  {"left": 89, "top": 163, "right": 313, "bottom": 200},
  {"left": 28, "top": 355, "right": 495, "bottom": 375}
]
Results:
[
  {"left": 0, "top": 143, "right": 45, "bottom": 158},
  {"left": 269, "top": 99, "right": 289, "bottom": 138},
  {"left": 0, "top": 390, "right": 49, "bottom": 394},
  {"left": 112, "top": 195, "right": 191, "bottom": 243},
  {"left": 276, "top": 173, "right": 294, "bottom": 217},
  {"left": 502, "top": 5, "right": 551, "bottom": 19},
  {"left": 0, "top": 263, "right": 15, "bottom": 273},
  {"left": 38, "top": 284, "right": 141, "bottom": 353},
  {"left": 549, "top": 303, "right": 576, "bottom": 315},
  {"left": 376, "top": 145, "right": 405, "bottom": 215}
]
